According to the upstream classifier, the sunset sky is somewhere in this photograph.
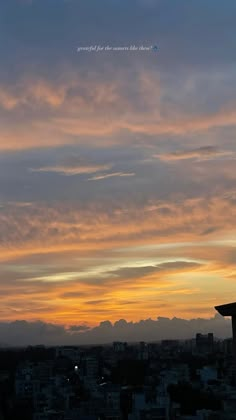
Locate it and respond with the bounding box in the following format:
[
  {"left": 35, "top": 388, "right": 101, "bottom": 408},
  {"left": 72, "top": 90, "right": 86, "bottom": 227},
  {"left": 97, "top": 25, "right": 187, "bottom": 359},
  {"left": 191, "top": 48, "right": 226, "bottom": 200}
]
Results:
[{"left": 0, "top": 0, "right": 236, "bottom": 342}]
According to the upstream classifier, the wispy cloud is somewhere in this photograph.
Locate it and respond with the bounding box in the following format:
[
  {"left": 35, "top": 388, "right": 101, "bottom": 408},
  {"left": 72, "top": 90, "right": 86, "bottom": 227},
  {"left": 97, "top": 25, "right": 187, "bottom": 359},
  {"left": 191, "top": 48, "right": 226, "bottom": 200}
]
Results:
[
  {"left": 1, "top": 72, "right": 236, "bottom": 151},
  {"left": 0, "top": 195, "right": 235, "bottom": 264},
  {"left": 0, "top": 80, "right": 66, "bottom": 110},
  {"left": 88, "top": 172, "right": 135, "bottom": 181},
  {"left": 30, "top": 163, "right": 113, "bottom": 176},
  {"left": 154, "top": 146, "right": 234, "bottom": 162}
]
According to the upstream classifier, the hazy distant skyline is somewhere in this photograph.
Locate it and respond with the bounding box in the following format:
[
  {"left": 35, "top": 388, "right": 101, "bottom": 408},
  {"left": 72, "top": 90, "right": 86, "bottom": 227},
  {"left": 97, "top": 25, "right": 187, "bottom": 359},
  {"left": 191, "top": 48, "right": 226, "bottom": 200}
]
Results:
[{"left": 0, "top": 0, "right": 236, "bottom": 341}]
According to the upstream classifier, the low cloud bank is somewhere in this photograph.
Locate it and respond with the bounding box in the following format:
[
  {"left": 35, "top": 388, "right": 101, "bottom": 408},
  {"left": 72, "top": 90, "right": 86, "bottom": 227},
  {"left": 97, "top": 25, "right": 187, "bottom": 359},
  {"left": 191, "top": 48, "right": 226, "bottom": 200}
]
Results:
[{"left": 0, "top": 314, "right": 231, "bottom": 347}]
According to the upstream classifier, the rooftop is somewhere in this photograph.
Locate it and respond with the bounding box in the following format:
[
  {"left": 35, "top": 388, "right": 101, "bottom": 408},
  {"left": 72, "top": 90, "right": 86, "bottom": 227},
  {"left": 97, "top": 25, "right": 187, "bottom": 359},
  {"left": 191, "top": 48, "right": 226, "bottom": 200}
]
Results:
[{"left": 215, "top": 302, "right": 236, "bottom": 316}]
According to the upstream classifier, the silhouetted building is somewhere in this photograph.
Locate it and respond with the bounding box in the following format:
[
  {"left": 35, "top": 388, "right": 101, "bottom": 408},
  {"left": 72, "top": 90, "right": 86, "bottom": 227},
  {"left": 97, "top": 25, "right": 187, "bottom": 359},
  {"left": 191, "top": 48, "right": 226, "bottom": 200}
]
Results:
[
  {"left": 215, "top": 301, "right": 236, "bottom": 383},
  {"left": 196, "top": 333, "right": 214, "bottom": 354},
  {"left": 113, "top": 342, "right": 127, "bottom": 353}
]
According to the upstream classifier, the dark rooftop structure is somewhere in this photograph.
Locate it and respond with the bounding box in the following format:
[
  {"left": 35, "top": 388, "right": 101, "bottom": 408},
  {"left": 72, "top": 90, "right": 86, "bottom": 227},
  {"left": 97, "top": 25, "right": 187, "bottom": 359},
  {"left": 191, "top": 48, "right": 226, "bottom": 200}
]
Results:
[
  {"left": 215, "top": 302, "right": 236, "bottom": 317},
  {"left": 215, "top": 301, "right": 236, "bottom": 383}
]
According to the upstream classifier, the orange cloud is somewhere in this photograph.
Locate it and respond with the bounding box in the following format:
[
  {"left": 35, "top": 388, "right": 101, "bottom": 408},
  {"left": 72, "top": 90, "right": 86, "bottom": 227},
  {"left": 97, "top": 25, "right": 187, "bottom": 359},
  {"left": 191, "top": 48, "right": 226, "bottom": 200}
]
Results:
[
  {"left": 153, "top": 146, "right": 234, "bottom": 161},
  {"left": 0, "top": 73, "right": 236, "bottom": 151},
  {"left": 30, "top": 163, "right": 113, "bottom": 176},
  {"left": 0, "top": 194, "right": 235, "bottom": 323},
  {"left": 0, "top": 196, "right": 235, "bottom": 262},
  {"left": 0, "top": 80, "right": 66, "bottom": 110}
]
